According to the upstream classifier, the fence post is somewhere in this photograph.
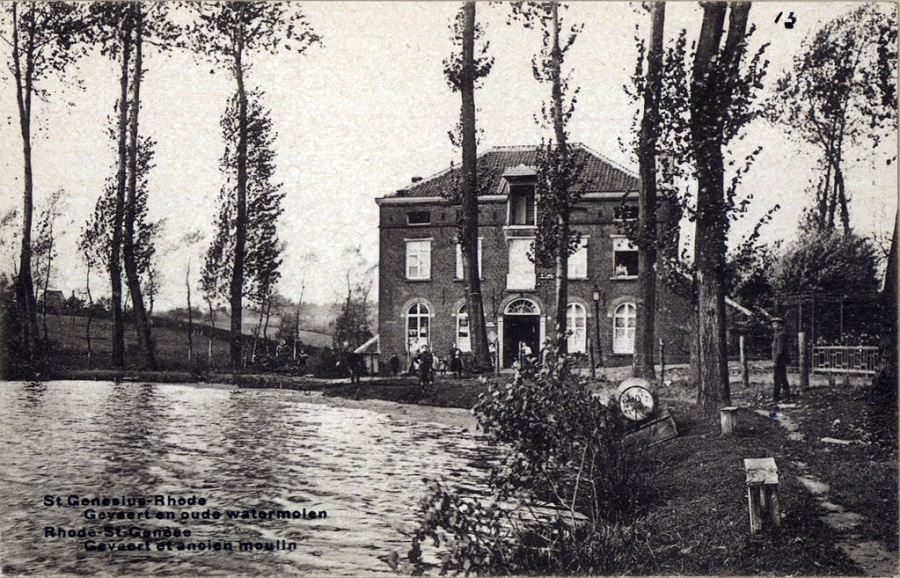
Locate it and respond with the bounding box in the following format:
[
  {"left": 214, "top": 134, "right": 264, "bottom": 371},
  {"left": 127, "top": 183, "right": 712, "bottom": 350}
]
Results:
[
  {"left": 589, "top": 337, "right": 596, "bottom": 379},
  {"left": 798, "top": 332, "right": 809, "bottom": 390},
  {"left": 740, "top": 335, "right": 749, "bottom": 389},
  {"left": 659, "top": 338, "right": 666, "bottom": 385}
]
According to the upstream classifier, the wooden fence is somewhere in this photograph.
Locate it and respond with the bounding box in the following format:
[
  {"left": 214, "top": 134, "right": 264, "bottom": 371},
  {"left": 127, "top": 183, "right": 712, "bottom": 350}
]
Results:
[{"left": 811, "top": 345, "right": 880, "bottom": 376}]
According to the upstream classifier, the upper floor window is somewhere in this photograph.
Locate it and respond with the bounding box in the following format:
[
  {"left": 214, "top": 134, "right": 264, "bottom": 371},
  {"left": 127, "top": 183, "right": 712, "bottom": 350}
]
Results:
[
  {"left": 456, "top": 238, "right": 483, "bottom": 280},
  {"left": 507, "top": 238, "right": 535, "bottom": 290},
  {"left": 508, "top": 184, "right": 535, "bottom": 226},
  {"left": 567, "top": 237, "right": 588, "bottom": 279},
  {"left": 406, "top": 239, "right": 431, "bottom": 280},
  {"left": 613, "top": 302, "right": 636, "bottom": 354},
  {"left": 614, "top": 206, "right": 639, "bottom": 222},
  {"left": 612, "top": 237, "right": 638, "bottom": 278},
  {"left": 407, "top": 211, "right": 431, "bottom": 225}
]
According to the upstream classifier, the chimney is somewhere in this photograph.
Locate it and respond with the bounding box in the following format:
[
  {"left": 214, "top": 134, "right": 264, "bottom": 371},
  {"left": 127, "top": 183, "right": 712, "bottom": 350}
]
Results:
[{"left": 411, "top": 176, "right": 423, "bottom": 183}]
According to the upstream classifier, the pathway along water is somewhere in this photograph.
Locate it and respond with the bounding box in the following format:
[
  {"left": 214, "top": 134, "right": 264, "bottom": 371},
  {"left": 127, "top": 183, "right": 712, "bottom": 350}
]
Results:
[{"left": 0, "top": 381, "right": 492, "bottom": 576}]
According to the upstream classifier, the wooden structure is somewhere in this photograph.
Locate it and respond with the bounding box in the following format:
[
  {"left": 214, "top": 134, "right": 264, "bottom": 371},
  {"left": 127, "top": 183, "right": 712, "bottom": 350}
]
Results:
[
  {"left": 744, "top": 457, "right": 780, "bottom": 533},
  {"left": 720, "top": 406, "right": 738, "bottom": 435},
  {"left": 624, "top": 409, "right": 678, "bottom": 446}
]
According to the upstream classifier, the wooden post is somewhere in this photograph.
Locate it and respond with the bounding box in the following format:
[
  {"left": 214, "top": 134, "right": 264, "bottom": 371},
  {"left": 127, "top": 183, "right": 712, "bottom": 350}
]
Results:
[
  {"left": 744, "top": 458, "right": 781, "bottom": 533},
  {"left": 798, "top": 331, "right": 809, "bottom": 390},
  {"left": 659, "top": 338, "right": 665, "bottom": 385},
  {"left": 589, "top": 337, "right": 596, "bottom": 379},
  {"left": 739, "top": 335, "right": 749, "bottom": 389},
  {"left": 720, "top": 406, "right": 738, "bottom": 435}
]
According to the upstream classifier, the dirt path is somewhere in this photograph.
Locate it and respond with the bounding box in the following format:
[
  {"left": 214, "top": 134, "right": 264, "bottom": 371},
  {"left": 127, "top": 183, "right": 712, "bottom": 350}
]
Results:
[{"left": 756, "top": 401, "right": 899, "bottom": 576}]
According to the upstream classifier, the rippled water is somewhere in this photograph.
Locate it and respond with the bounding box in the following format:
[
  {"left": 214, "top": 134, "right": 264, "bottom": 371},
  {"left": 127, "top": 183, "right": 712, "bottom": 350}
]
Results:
[{"left": 0, "top": 381, "right": 491, "bottom": 576}]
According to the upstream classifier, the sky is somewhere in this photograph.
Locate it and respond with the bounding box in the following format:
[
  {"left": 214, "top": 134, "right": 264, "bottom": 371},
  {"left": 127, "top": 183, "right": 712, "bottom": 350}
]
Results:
[{"left": 0, "top": 2, "right": 896, "bottom": 312}]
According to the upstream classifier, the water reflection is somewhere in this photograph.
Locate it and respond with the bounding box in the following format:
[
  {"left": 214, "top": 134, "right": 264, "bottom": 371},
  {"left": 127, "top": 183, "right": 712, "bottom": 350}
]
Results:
[{"left": 0, "top": 381, "right": 490, "bottom": 576}]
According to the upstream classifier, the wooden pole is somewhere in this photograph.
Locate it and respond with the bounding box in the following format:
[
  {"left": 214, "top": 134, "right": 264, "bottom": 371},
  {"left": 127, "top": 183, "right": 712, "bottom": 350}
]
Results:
[
  {"left": 589, "top": 337, "right": 596, "bottom": 379},
  {"left": 659, "top": 338, "right": 665, "bottom": 385},
  {"left": 740, "top": 335, "right": 749, "bottom": 389},
  {"left": 798, "top": 331, "right": 809, "bottom": 390}
]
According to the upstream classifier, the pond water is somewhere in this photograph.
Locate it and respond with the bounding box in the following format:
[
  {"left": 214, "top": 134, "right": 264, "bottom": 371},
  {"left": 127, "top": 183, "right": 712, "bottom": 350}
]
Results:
[{"left": 0, "top": 381, "right": 491, "bottom": 576}]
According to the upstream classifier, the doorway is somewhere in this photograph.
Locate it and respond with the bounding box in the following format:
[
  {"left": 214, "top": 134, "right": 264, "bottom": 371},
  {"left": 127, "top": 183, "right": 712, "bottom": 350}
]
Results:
[{"left": 502, "top": 298, "right": 541, "bottom": 368}]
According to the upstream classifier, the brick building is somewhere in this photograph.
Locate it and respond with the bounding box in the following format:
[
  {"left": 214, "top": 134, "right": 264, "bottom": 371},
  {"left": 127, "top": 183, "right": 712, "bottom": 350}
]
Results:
[{"left": 375, "top": 145, "right": 691, "bottom": 371}]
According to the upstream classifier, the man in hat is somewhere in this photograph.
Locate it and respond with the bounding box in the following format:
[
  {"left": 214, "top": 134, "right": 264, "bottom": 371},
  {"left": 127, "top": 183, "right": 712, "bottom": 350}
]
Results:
[{"left": 771, "top": 317, "right": 791, "bottom": 402}]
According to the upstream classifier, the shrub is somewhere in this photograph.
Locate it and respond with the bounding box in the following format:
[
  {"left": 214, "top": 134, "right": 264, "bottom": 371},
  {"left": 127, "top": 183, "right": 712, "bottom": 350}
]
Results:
[{"left": 409, "top": 351, "right": 657, "bottom": 575}]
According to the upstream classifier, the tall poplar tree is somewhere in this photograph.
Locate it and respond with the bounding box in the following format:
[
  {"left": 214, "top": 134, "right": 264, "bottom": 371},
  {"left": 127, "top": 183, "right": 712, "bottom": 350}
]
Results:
[
  {"left": 690, "top": 2, "right": 755, "bottom": 414},
  {"left": 632, "top": 3, "right": 666, "bottom": 380},
  {"left": 444, "top": 2, "right": 494, "bottom": 369},
  {"left": 203, "top": 91, "right": 286, "bottom": 366},
  {"left": 191, "top": 1, "right": 319, "bottom": 369},
  {"left": 510, "top": 1, "right": 583, "bottom": 353},
  {"left": 1, "top": 2, "right": 87, "bottom": 363}
]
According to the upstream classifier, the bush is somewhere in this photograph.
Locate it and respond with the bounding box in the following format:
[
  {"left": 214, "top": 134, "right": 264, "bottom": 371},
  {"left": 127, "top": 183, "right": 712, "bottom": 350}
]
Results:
[{"left": 409, "top": 351, "right": 657, "bottom": 575}]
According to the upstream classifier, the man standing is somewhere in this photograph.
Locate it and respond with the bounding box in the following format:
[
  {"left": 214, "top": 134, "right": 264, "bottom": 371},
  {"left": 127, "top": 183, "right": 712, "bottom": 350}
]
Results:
[{"left": 772, "top": 318, "right": 791, "bottom": 402}]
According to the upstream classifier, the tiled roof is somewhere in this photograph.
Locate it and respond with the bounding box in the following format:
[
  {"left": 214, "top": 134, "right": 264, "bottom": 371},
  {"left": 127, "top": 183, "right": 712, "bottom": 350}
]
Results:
[{"left": 389, "top": 144, "right": 639, "bottom": 198}]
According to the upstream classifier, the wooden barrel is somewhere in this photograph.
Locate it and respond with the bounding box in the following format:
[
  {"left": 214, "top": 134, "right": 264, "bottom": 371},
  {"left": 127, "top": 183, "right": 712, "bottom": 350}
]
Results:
[{"left": 616, "top": 377, "right": 657, "bottom": 421}]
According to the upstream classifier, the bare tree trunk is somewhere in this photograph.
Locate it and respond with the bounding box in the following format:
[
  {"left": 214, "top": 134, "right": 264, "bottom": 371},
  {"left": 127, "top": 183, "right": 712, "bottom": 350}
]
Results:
[
  {"left": 123, "top": 7, "right": 157, "bottom": 369},
  {"left": 206, "top": 299, "right": 215, "bottom": 361},
  {"left": 40, "top": 229, "right": 53, "bottom": 342},
  {"left": 230, "top": 27, "right": 247, "bottom": 370},
  {"left": 186, "top": 260, "right": 193, "bottom": 362},
  {"left": 459, "top": 1, "right": 491, "bottom": 370},
  {"left": 633, "top": 1, "right": 665, "bottom": 380},
  {"left": 85, "top": 264, "right": 94, "bottom": 367},
  {"left": 110, "top": 22, "right": 131, "bottom": 369}
]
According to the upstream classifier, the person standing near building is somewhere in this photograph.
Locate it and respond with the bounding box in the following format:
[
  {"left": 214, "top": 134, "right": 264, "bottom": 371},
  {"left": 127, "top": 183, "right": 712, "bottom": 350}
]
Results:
[
  {"left": 389, "top": 352, "right": 401, "bottom": 376},
  {"left": 772, "top": 318, "right": 791, "bottom": 402},
  {"left": 417, "top": 345, "right": 434, "bottom": 390},
  {"left": 449, "top": 343, "right": 463, "bottom": 378}
]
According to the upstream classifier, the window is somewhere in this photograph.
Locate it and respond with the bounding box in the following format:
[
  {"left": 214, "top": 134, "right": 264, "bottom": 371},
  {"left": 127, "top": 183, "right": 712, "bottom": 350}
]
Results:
[
  {"left": 505, "top": 298, "right": 538, "bottom": 315},
  {"left": 407, "top": 211, "right": 431, "bottom": 225},
  {"left": 455, "top": 238, "right": 483, "bottom": 280},
  {"left": 567, "top": 238, "right": 588, "bottom": 279},
  {"left": 507, "top": 238, "right": 535, "bottom": 290},
  {"left": 508, "top": 184, "right": 535, "bottom": 226},
  {"left": 405, "top": 239, "right": 431, "bottom": 280},
  {"left": 567, "top": 303, "right": 587, "bottom": 353},
  {"left": 614, "top": 206, "right": 639, "bottom": 221},
  {"left": 407, "top": 303, "right": 430, "bottom": 352},
  {"left": 612, "top": 237, "right": 638, "bottom": 278},
  {"left": 456, "top": 304, "right": 470, "bottom": 352},
  {"left": 613, "top": 302, "right": 636, "bottom": 354}
]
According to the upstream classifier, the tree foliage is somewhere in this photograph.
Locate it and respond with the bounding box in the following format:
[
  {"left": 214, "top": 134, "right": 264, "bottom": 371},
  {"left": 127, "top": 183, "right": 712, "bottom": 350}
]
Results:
[
  {"left": 773, "top": 229, "right": 879, "bottom": 297},
  {"left": 204, "top": 91, "right": 285, "bottom": 309},
  {"left": 330, "top": 246, "right": 375, "bottom": 351},
  {"left": 770, "top": 4, "right": 898, "bottom": 234},
  {"left": 409, "top": 354, "right": 654, "bottom": 575}
]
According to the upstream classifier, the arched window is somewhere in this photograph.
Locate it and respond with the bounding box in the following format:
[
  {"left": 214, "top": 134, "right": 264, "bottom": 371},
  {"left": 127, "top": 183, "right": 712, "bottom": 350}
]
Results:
[
  {"left": 406, "top": 303, "right": 430, "bottom": 352},
  {"left": 456, "top": 304, "right": 470, "bottom": 352},
  {"left": 613, "top": 303, "right": 636, "bottom": 354},
  {"left": 567, "top": 303, "right": 587, "bottom": 353},
  {"left": 504, "top": 298, "right": 538, "bottom": 315}
]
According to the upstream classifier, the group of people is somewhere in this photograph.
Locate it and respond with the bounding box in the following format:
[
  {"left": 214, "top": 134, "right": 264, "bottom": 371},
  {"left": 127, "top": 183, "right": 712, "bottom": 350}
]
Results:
[{"left": 386, "top": 343, "right": 467, "bottom": 390}]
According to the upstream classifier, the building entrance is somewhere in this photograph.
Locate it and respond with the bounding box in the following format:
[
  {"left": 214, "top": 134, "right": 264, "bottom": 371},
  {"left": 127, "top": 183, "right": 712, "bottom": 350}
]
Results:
[{"left": 502, "top": 298, "right": 541, "bottom": 368}]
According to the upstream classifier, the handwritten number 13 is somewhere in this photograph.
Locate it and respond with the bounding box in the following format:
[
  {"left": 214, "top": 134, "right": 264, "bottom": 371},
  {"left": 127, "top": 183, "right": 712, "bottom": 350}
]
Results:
[{"left": 775, "top": 11, "right": 797, "bottom": 29}]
